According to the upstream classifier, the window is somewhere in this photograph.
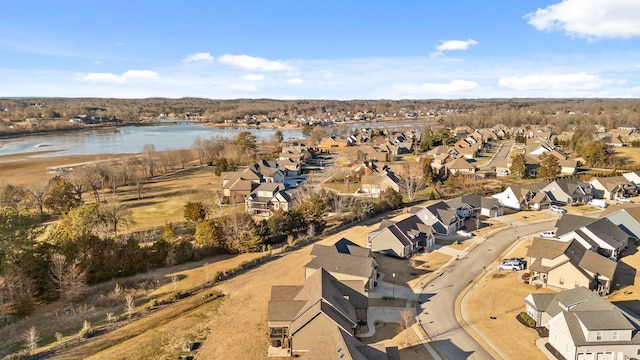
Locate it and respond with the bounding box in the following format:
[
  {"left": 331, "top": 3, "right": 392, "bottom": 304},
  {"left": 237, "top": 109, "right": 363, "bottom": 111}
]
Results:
[
  {"left": 613, "top": 331, "right": 619, "bottom": 340},
  {"left": 596, "top": 331, "right": 603, "bottom": 341},
  {"left": 559, "top": 277, "right": 565, "bottom": 285},
  {"left": 575, "top": 281, "right": 580, "bottom": 287}
]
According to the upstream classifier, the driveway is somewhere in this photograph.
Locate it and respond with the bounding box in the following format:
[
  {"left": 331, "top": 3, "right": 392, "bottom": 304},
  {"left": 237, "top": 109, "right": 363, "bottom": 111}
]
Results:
[{"left": 416, "top": 220, "right": 555, "bottom": 359}]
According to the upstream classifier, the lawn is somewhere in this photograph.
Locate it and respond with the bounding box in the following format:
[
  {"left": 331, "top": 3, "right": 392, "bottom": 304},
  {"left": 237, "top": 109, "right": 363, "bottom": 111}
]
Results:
[{"left": 464, "top": 239, "right": 554, "bottom": 360}]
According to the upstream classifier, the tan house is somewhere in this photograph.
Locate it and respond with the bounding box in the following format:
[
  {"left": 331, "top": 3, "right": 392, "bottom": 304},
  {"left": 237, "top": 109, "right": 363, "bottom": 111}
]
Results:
[
  {"left": 304, "top": 239, "right": 378, "bottom": 292},
  {"left": 360, "top": 170, "right": 401, "bottom": 196},
  {"left": 445, "top": 157, "right": 477, "bottom": 177},
  {"left": 221, "top": 168, "right": 262, "bottom": 203},
  {"left": 266, "top": 269, "right": 368, "bottom": 357},
  {"left": 320, "top": 136, "right": 349, "bottom": 148},
  {"left": 526, "top": 238, "right": 616, "bottom": 295}
]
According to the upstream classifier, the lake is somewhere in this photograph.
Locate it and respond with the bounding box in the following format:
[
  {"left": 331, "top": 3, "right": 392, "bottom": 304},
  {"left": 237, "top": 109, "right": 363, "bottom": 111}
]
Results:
[
  {"left": 0, "top": 120, "right": 431, "bottom": 158},
  {"left": 0, "top": 124, "right": 304, "bottom": 157}
]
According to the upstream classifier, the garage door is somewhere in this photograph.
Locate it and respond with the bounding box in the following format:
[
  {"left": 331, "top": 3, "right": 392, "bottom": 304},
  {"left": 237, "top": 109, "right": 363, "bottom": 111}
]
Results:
[
  {"left": 596, "top": 352, "right": 613, "bottom": 360},
  {"left": 577, "top": 353, "right": 593, "bottom": 360}
]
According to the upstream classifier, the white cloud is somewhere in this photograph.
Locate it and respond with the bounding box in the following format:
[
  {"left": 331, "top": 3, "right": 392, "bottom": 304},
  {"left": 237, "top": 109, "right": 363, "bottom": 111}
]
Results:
[
  {"left": 498, "top": 72, "right": 616, "bottom": 91},
  {"left": 226, "top": 83, "right": 259, "bottom": 92},
  {"left": 78, "top": 69, "right": 159, "bottom": 83},
  {"left": 122, "top": 70, "right": 159, "bottom": 79},
  {"left": 242, "top": 73, "right": 264, "bottom": 81},
  {"left": 395, "top": 80, "right": 480, "bottom": 95},
  {"left": 182, "top": 52, "right": 214, "bottom": 64},
  {"left": 525, "top": 0, "right": 640, "bottom": 39},
  {"left": 218, "top": 54, "right": 291, "bottom": 71},
  {"left": 287, "top": 78, "right": 304, "bottom": 84},
  {"left": 433, "top": 39, "right": 478, "bottom": 56},
  {"left": 93, "top": 60, "right": 101, "bottom": 65}
]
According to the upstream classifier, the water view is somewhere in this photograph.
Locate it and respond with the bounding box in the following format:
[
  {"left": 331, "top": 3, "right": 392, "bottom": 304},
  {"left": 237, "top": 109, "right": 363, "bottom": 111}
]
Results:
[{"left": 0, "top": 123, "right": 304, "bottom": 157}]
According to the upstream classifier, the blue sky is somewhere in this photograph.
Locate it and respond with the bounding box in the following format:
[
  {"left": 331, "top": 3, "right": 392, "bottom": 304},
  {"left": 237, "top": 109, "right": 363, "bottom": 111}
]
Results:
[{"left": 1, "top": 0, "right": 640, "bottom": 99}]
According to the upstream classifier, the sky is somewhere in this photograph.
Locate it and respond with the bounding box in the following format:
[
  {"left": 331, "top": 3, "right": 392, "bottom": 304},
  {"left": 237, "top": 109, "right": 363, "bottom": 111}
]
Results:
[{"left": 1, "top": 0, "right": 640, "bottom": 100}]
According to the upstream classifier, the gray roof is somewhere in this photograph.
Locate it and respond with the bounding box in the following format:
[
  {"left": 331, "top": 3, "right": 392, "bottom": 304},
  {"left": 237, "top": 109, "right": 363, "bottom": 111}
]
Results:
[
  {"left": 447, "top": 194, "right": 503, "bottom": 210},
  {"left": 305, "top": 247, "right": 376, "bottom": 279},
  {"left": 302, "top": 326, "right": 389, "bottom": 360},
  {"left": 562, "top": 309, "right": 640, "bottom": 347},
  {"left": 584, "top": 217, "right": 630, "bottom": 250},
  {"left": 370, "top": 214, "right": 433, "bottom": 248},
  {"left": 554, "top": 214, "right": 598, "bottom": 236}
]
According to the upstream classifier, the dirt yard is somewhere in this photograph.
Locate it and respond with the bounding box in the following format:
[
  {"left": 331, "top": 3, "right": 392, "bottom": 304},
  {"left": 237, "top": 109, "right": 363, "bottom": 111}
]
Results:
[{"left": 465, "top": 239, "right": 554, "bottom": 360}]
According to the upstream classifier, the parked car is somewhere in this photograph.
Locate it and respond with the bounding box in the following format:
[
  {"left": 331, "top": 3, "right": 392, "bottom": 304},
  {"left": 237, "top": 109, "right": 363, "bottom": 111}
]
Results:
[
  {"left": 550, "top": 205, "right": 568, "bottom": 214},
  {"left": 539, "top": 231, "right": 556, "bottom": 238},
  {"left": 456, "top": 230, "right": 473, "bottom": 237},
  {"left": 587, "top": 199, "right": 608, "bottom": 208},
  {"left": 615, "top": 196, "right": 632, "bottom": 203},
  {"left": 498, "top": 170, "right": 510, "bottom": 176},
  {"left": 498, "top": 261, "right": 523, "bottom": 271}
]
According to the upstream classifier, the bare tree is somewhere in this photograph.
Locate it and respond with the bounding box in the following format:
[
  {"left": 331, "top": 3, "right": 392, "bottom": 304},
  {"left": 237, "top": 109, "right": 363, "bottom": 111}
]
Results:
[
  {"left": 395, "top": 308, "right": 416, "bottom": 347},
  {"left": 171, "top": 275, "right": 178, "bottom": 294},
  {"left": 99, "top": 198, "right": 134, "bottom": 237},
  {"left": 23, "top": 326, "right": 39, "bottom": 354},
  {"left": 50, "top": 253, "right": 86, "bottom": 301},
  {"left": 399, "top": 164, "right": 426, "bottom": 202},
  {"left": 125, "top": 294, "right": 135, "bottom": 319},
  {"left": 27, "top": 181, "right": 51, "bottom": 216},
  {"left": 143, "top": 144, "right": 156, "bottom": 178},
  {"left": 50, "top": 253, "right": 66, "bottom": 296}
]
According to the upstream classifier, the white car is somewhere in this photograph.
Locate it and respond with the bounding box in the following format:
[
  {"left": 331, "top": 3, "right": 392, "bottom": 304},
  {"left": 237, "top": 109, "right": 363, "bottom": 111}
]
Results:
[
  {"left": 498, "top": 262, "right": 523, "bottom": 271},
  {"left": 550, "top": 205, "right": 567, "bottom": 214},
  {"left": 456, "top": 230, "right": 473, "bottom": 237},
  {"left": 616, "top": 196, "right": 632, "bottom": 203},
  {"left": 539, "top": 231, "right": 556, "bottom": 238}
]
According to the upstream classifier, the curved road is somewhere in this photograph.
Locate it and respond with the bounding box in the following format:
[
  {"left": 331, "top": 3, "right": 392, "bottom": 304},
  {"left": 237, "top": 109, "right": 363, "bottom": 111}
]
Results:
[{"left": 417, "top": 220, "right": 555, "bottom": 360}]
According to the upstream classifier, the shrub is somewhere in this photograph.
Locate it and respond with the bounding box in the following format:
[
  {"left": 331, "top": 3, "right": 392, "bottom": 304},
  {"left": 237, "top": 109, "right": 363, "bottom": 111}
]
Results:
[{"left": 519, "top": 311, "right": 536, "bottom": 327}]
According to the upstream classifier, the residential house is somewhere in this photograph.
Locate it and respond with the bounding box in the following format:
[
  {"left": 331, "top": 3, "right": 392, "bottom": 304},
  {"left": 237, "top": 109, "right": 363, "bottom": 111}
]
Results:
[
  {"left": 301, "top": 326, "right": 391, "bottom": 360},
  {"left": 559, "top": 159, "right": 579, "bottom": 176},
  {"left": 445, "top": 157, "right": 477, "bottom": 178},
  {"left": 221, "top": 168, "right": 262, "bottom": 203},
  {"left": 305, "top": 239, "right": 378, "bottom": 292},
  {"left": 526, "top": 238, "right": 616, "bottom": 295},
  {"left": 320, "top": 136, "right": 349, "bottom": 148},
  {"left": 525, "top": 287, "right": 640, "bottom": 360},
  {"left": 266, "top": 269, "right": 368, "bottom": 356},
  {"left": 410, "top": 201, "right": 464, "bottom": 237},
  {"left": 604, "top": 207, "right": 640, "bottom": 240},
  {"left": 542, "top": 179, "right": 594, "bottom": 205},
  {"left": 367, "top": 215, "right": 435, "bottom": 257},
  {"left": 360, "top": 170, "right": 401, "bottom": 196},
  {"left": 245, "top": 183, "right": 293, "bottom": 217},
  {"left": 446, "top": 194, "right": 504, "bottom": 219},
  {"left": 492, "top": 184, "right": 552, "bottom": 211},
  {"left": 557, "top": 217, "right": 630, "bottom": 259},
  {"left": 589, "top": 176, "right": 637, "bottom": 200},
  {"left": 623, "top": 171, "right": 640, "bottom": 188}
]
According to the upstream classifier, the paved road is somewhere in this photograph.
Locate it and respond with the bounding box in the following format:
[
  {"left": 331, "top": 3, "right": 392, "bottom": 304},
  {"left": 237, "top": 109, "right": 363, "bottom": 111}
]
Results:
[
  {"left": 480, "top": 140, "right": 514, "bottom": 170},
  {"left": 417, "top": 220, "right": 555, "bottom": 360}
]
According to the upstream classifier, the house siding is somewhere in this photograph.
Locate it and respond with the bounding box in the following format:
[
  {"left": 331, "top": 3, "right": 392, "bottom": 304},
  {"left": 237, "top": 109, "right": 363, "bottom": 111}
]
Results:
[
  {"left": 368, "top": 230, "right": 405, "bottom": 257},
  {"left": 292, "top": 313, "right": 351, "bottom": 353},
  {"left": 547, "top": 262, "right": 590, "bottom": 291}
]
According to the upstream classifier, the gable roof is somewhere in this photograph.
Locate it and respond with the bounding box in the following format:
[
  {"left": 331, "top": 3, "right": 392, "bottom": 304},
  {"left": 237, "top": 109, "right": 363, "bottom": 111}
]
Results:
[
  {"left": 302, "top": 326, "right": 389, "bottom": 360},
  {"left": 554, "top": 214, "right": 598, "bottom": 236},
  {"left": 305, "top": 245, "right": 377, "bottom": 280},
  {"left": 371, "top": 214, "right": 433, "bottom": 247}
]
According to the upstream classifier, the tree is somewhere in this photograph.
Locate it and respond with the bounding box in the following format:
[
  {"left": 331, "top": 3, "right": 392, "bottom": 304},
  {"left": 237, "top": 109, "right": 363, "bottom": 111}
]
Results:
[
  {"left": 381, "top": 188, "right": 403, "bottom": 210},
  {"left": 214, "top": 157, "right": 230, "bottom": 176},
  {"left": 143, "top": 144, "right": 157, "bottom": 178},
  {"left": 45, "top": 176, "right": 82, "bottom": 214},
  {"left": 0, "top": 184, "right": 26, "bottom": 210},
  {"left": 23, "top": 326, "right": 39, "bottom": 354},
  {"left": 50, "top": 253, "right": 86, "bottom": 301},
  {"left": 27, "top": 181, "right": 51, "bottom": 217},
  {"left": 582, "top": 140, "right": 609, "bottom": 167},
  {"left": 301, "top": 125, "right": 313, "bottom": 138},
  {"left": 184, "top": 201, "right": 206, "bottom": 223},
  {"left": 98, "top": 199, "right": 134, "bottom": 237},
  {"left": 236, "top": 131, "right": 257, "bottom": 152},
  {"left": 509, "top": 153, "right": 527, "bottom": 179},
  {"left": 0, "top": 207, "right": 41, "bottom": 272},
  {"left": 537, "top": 153, "right": 562, "bottom": 179},
  {"left": 399, "top": 165, "right": 426, "bottom": 202},
  {"left": 195, "top": 219, "right": 224, "bottom": 248},
  {"left": 274, "top": 130, "right": 284, "bottom": 143},
  {"left": 48, "top": 203, "right": 101, "bottom": 243},
  {"left": 350, "top": 199, "right": 375, "bottom": 221},
  {"left": 297, "top": 193, "right": 328, "bottom": 234},
  {"left": 125, "top": 294, "right": 135, "bottom": 319},
  {"left": 571, "top": 127, "right": 593, "bottom": 154},
  {"left": 395, "top": 308, "right": 416, "bottom": 347}
]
